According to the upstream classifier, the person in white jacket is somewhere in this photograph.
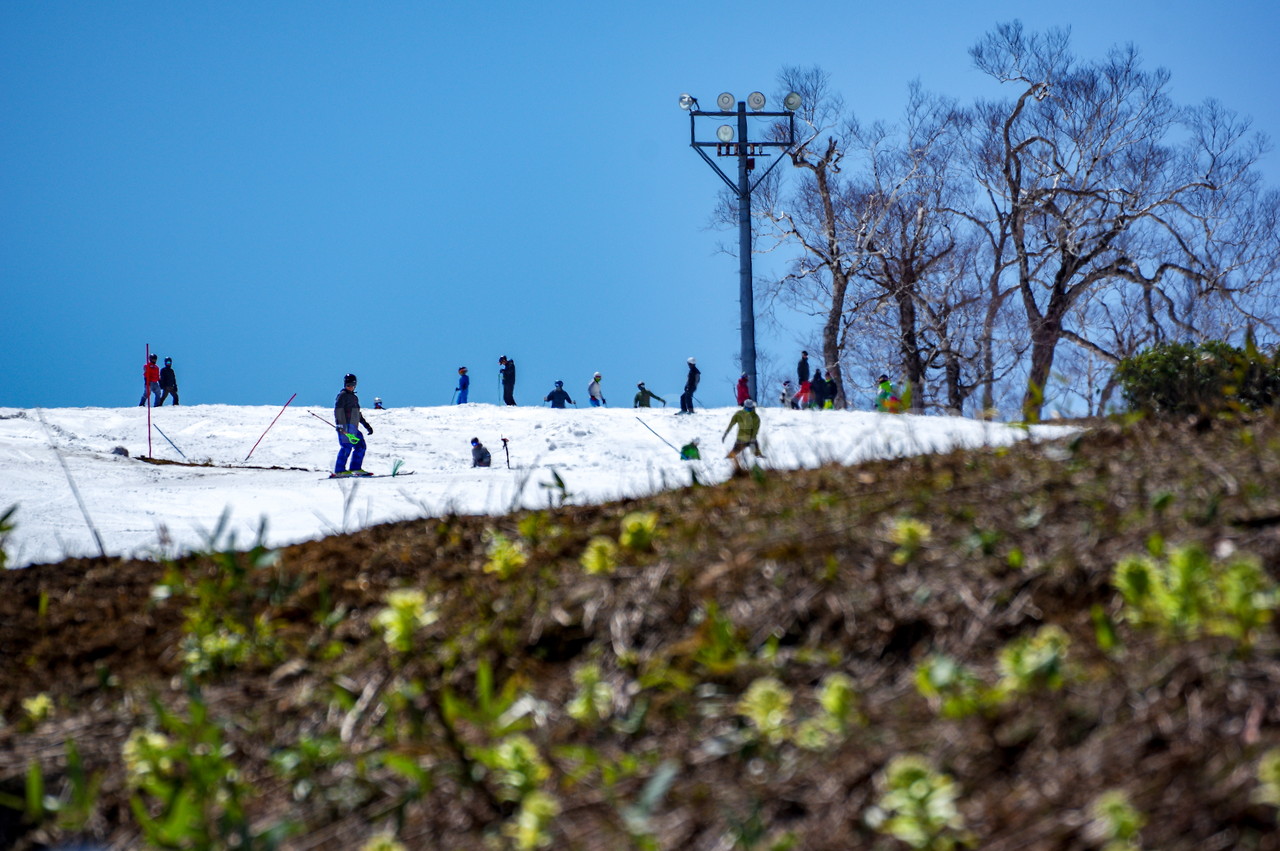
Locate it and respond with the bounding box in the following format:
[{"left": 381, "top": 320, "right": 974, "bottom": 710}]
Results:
[{"left": 587, "top": 372, "right": 606, "bottom": 407}]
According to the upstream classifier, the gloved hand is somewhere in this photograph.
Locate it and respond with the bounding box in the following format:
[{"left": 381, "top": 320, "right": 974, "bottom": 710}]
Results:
[{"left": 364, "top": 424, "right": 373, "bottom": 435}]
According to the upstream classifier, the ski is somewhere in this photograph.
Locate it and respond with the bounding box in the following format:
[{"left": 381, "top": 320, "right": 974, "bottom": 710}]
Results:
[{"left": 326, "top": 471, "right": 416, "bottom": 480}]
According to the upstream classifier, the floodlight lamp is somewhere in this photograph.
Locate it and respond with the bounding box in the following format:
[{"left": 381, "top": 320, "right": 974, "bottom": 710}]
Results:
[
  {"left": 679, "top": 93, "right": 698, "bottom": 110},
  {"left": 716, "top": 124, "right": 735, "bottom": 142},
  {"left": 783, "top": 91, "right": 803, "bottom": 111},
  {"left": 716, "top": 92, "right": 736, "bottom": 111},
  {"left": 747, "top": 91, "right": 766, "bottom": 110}
]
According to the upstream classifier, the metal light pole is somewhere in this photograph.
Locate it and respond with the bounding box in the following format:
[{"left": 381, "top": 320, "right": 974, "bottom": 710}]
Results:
[{"left": 680, "top": 90, "right": 801, "bottom": 402}]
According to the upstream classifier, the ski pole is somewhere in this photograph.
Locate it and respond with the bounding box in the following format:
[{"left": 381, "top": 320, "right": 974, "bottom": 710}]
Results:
[
  {"left": 145, "top": 343, "right": 153, "bottom": 459},
  {"left": 500, "top": 437, "right": 510, "bottom": 470},
  {"left": 153, "top": 423, "right": 187, "bottom": 460},
  {"left": 245, "top": 392, "right": 297, "bottom": 461},
  {"left": 308, "top": 411, "right": 336, "bottom": 428},
  {"left": 635, "top": 417, "right": 680, "bottom": 453},
  {"left": 451, "top": 388, "right": 458, "bottom": 405}
]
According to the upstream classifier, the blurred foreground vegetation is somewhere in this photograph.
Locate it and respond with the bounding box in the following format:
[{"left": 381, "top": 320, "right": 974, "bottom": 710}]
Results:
[{"left": 2, "top": 411, "right": 1280, "bottom": 850}]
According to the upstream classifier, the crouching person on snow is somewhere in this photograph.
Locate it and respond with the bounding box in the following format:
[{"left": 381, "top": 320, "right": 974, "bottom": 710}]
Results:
[
  {"left": 723, "top": 399, "right": 764, "bottom": 467},
  {"left": 471, "top": 437, "right": 492, "bottom": 468},
  {"left": 334, "top": 373, "right": 373, "bottom": 477}
]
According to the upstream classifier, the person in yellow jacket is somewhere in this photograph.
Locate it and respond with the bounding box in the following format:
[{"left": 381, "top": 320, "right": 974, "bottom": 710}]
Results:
[{"left": 723, "top": 399, "right": 764, "bottom": 465}]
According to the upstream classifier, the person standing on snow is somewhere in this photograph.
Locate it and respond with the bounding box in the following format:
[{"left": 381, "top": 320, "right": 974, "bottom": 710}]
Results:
[
  {"left": 471, "top": 437, "right": 492, "bottom": 467},
  {"left": 797, "top": 351, "right": 811, "bottom": 387},
  {"left": 587, "top": 372, "right": 606, "bottom": 407},
  {"left": 780, "top": 380, "right": 796, "bottom": 409},
  {"left": 875, "top": 374, "right": 903, "bottom": 413},
  {"left": 824, "top": 371, "right": 840, "bottom": 410},
  {"left": 139, "top": 354, "right": 161, "bottom": 407},
  {"left": 456, "top": 367, "right": 470, "bottom": 404},
  {"left": 634, "top": 382, "right": 665, "bottom": 408},
  {"left": 545, "top": 380, "right": 574, "bottom": 408},
  {"left": 679, "top": 357, "right": 700, "bottom": 414},
  {"left": 498, "top": 356, "right": 516, "bottom": 406},
  {"left": 157, "top": 357, "right": 180, "bottom": 406},
  {"left": 333, "top": 373, "right": 373, "bottom": 477},
  {"left": 723, "top": 399, "right": 764, "bottom": 465},
  {"left": 810, "top": 369, "right": 827, "bottom": 409},
  {"left": 735, "top": 373, "right": 750, "bottom": 406}
]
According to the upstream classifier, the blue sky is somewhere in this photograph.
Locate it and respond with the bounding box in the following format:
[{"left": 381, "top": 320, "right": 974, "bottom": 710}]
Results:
[{"left": 3, "top": 0, "right": 1277, "bottom": 410}]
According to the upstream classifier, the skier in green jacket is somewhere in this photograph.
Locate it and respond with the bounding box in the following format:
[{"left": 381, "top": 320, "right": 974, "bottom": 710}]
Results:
[
  {"left": 723, "top": 399, "right": 763, "bottom": 465},
  {"left": 633, "top": 382, "right": 666, "bottom": 408},
  {"left": 875, "top": 374, "right": 903, "bottom": 413}
]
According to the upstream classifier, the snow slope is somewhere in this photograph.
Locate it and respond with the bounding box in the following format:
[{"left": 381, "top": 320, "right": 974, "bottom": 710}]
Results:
[{"left": 0, "top": 403, "right": 1075, "bottom": 568}]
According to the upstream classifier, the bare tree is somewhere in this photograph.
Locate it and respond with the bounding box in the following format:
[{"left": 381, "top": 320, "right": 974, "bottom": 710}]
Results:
[{"left": 971, "top": 21, "right": 1278, "bottom": 420}]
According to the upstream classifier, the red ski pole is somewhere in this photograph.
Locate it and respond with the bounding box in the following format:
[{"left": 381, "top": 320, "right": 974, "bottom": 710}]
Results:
[
  {"left": 245, "top": 393, "right": 297, "bottom": 461},
  {"left": 145, "top": 343, "right": 153, "bottom": 459}
]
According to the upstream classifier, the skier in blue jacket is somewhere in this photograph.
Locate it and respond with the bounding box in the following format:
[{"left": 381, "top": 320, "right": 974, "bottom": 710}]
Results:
[{"left": 456, "top": 367, "right": 470, "bottom": 404}]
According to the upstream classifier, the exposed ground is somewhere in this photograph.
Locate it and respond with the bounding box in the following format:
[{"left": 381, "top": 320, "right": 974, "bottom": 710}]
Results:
[{"left": 2, "top": 413, "right": 1280, "bottom": 850}]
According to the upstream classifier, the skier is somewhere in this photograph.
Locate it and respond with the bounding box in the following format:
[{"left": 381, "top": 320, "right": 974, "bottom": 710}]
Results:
[
  {"left": 587, "top": 372, "right": 606, "bottom": 407},
  {"left": 456, "top": 367, "right": 470, "bottom": 404},
  {"left": 157, "top": 357, "right": 179, "bottom": 406},
  {"left": 471, "top": 437, "right": 492, "bottom": 468},
  {"left": 333, "top": 373, "right": 373, "bottom": 477},
  {"left": 780, "top": 380, "right": 796, "bottom": 410},
  {"left": 875, "top": 374, "right": 903, "bottom": 413},
  {"left": 678, "top": 357, "right": 700, "bottom": 414},
  {"left": 634, "top": 382, "right": 666, "bottom": 408},
  {"left": 723, "top": 399, "right": 764, "bottom": 466},
  {"left": 374, "top": 397, "right": 384, "bottom": 410},
  {"left": 138, "top": 354, "right": 161, "bottom": 407},
  {"left": 498, "top": 356, "right": 516, "bottom": 406},
  {"left": 735, "top": 373, "right": 750, "bottom": 406},
  {"left": 811, "top": 369, "right": 828, "bottom": 410},
  {"left": 545, "top": 380, "right": 574, "bottom": 409},
  {"left": 679, "top": 438, "right": 701, "bottom": 460},
  {"left": 824, "top": 371, "right": 840, "bottom": 410},
  {"left": 797, "top": 351, "right": 811, "bottom": 386}
]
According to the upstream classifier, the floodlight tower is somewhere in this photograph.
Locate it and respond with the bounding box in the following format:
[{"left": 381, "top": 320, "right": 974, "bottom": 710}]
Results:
[{"left": 679, "top": 89, "right": 802, "bottom": 402}]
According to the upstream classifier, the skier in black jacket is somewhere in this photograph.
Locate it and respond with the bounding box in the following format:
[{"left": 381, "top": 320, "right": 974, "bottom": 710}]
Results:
[
  {"left": 679, "top": 357, "right": 700, "bottom": 414},
  {"left": 158, "top": 357, "right": 180, "bottom": 406},
  {"left": 499, "top": 356, "right": 517, "bottom": 406},
  {"left": 333, "top": 373, "right": 373, "bottom": 477}
]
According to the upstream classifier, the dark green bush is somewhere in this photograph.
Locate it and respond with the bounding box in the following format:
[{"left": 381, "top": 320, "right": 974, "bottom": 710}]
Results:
[{"left": 1114, "top": 339, "right": 1280, "bottom": 416}]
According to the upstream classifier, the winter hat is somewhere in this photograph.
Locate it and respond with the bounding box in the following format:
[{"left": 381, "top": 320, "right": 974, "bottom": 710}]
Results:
[
  {"left": 744, "top": 399, "right": 756, "bottom": 409},
  {"left": 459, "top": 366, "right": 467, "bottom": 372},
  {"left": 344, "top": 373, "right": 357, "bottom": 386}
]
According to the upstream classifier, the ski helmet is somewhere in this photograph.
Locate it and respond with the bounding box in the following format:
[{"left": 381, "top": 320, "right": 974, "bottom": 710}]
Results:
[
  {"left": 744, "top": 399, "right": 756, "bottom": 409},
  {"left": 344, "top": 373, "right": 357, "bottom": 386},
  {"left": 164, "top": 357, "right": 172, "bottom": 365},
  {"left": 637, "top": 382, "right": 645, "bottom": 388},
  {"left": 687, "top": 357, "right": 696, "bottom": 364},
  {"left": 594, "top": 372, "right": 601, "bottom": 379},
  {"left": 555, "top": 380, "right": 563, "bottom": 387},
  {"left": 148, "top": 354, "right": 157, "bottom": 363}
]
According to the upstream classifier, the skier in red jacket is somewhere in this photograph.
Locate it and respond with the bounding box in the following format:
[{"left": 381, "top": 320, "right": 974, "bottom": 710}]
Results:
[{"left": 138, "top": 354, "right": 161, "bottom": 407}]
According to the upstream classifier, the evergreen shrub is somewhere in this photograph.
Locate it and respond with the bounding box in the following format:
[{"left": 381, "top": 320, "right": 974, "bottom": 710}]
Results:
[{"left": 1114, "top": 339, "right": 1280, "bottom": 416}]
